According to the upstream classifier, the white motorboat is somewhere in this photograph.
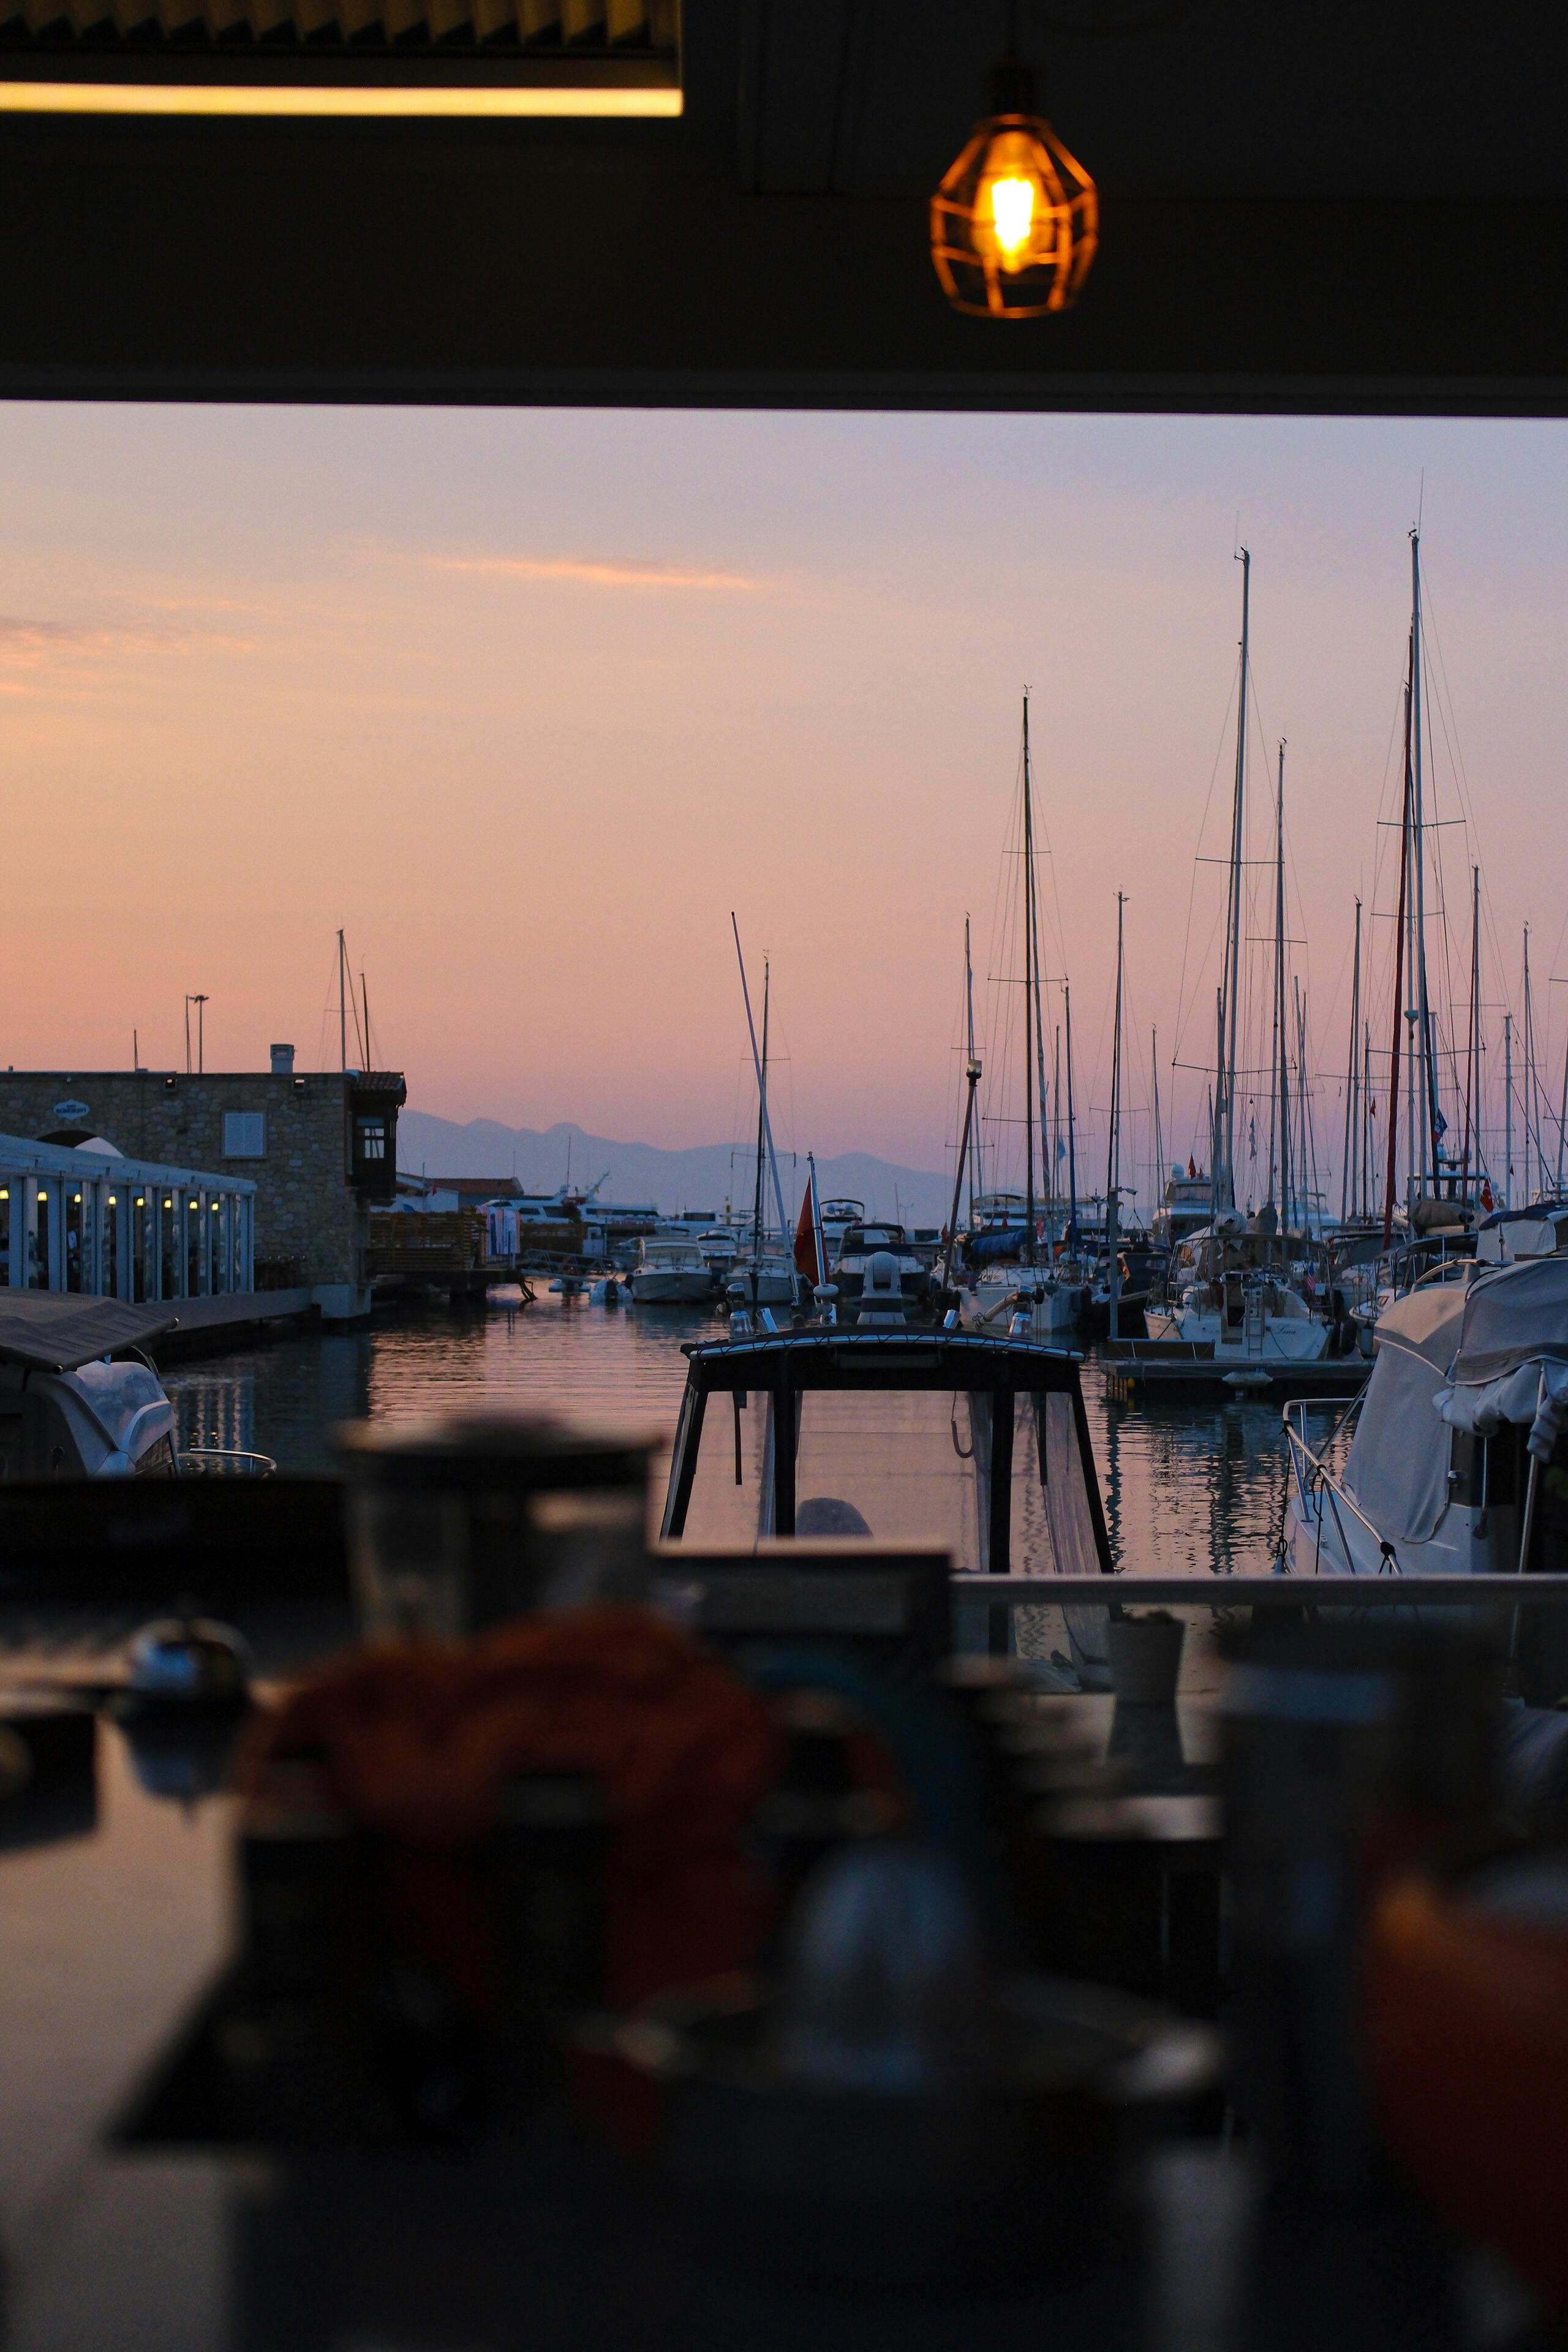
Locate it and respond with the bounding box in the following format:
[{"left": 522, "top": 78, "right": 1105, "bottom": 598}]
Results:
[
  {"left": 1284, "top": 1213, "right": 1568, "bottom": 1577},
  {"left": 628, "top": 1234, "right": 715, "bottom": 1306},
  {"left": 696, "top": 1227, "right": 741, "bottom": 1280}
]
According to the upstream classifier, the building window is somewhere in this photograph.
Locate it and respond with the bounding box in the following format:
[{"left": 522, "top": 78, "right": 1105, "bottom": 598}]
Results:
[
  {"left": 356, "top": 1118, "right": 387, "bottom": 1162},
  {"left": 223, "top": 1111, "right": 266, "bottom": 1159}
]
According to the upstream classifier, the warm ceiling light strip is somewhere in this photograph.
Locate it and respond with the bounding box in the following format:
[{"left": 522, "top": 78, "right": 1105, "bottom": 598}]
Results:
[{"left": 0, "top": 78, "right": 680, "bottom": 113}]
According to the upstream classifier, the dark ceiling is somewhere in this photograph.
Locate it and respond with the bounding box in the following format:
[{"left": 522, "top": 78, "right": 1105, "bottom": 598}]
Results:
[{"left": 4, "top": 0, "right": 1567, "bottom": 409}]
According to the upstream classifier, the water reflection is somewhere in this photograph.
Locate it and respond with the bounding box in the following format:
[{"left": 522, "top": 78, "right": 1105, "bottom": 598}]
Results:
[{"left": 162, "top": 1294, "right": 1291, "bottom": 1578}]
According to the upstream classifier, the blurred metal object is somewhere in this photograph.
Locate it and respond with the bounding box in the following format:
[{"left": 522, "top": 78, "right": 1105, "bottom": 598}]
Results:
[
  {"left": 769, "top": 1842, "right": 995, "bottom": 2098},
  {"left": 334, "top": 1412, "right": 655, "bottom": 1639},
  {"left": 123, "top": 1613, "right": 254, "bottom": 1712},
  {"left": 620, "top": 1839, "right": 1215, "bottom": 2292}
]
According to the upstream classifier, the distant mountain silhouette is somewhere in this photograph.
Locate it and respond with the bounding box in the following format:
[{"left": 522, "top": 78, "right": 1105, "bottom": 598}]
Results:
[{"left": 398, "top": 1110, "right": 953, "bottom": 1227}]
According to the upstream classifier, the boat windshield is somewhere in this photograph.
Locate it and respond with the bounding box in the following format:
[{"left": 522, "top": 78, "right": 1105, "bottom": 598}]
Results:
[{"left": 674, "top": 1384, "right": 1100, "bottom": 1577}]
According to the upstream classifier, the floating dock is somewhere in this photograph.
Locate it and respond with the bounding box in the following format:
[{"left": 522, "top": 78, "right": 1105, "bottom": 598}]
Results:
[
  {"left": 1100, "top": 1338, "right": 1371, "bottom": 1404},
  {"left": 155, "top": 1287, "right": 333, "bottom": 1362}
]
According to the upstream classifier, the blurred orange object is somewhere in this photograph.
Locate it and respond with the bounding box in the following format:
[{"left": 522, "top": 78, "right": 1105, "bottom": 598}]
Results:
[
  {"left": 1367, "top": 1869, "right": 1568, "bottom": 2313},
  {"left": 241, "top": 1607, "right": 782, "bottom": 2015}
]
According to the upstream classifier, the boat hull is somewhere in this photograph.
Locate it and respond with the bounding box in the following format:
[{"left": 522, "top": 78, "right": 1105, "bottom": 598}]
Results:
[
  {"left": 959, "top": 1276, "right": 1082, "bottom": 1340},
  {"left": 630, "top": 1272, "right": 714, "bottom": 1305}
]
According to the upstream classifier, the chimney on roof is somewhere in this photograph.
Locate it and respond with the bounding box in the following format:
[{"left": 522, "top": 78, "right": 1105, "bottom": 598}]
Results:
[{"left": 270, "top": 1043, "right": 295, "bottom": 1076}]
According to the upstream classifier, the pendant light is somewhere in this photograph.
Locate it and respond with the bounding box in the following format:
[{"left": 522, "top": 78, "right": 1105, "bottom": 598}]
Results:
[{"left": 930, "top": 45, "right": 1096, "bottom": 319}]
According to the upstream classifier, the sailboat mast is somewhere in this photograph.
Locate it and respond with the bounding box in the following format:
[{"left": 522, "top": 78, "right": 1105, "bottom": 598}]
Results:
[
  {"left": 1273, "top": 739, "right": 1291, "bottom": 1231},
  {"left": 1524, "top": 925, "right": 1540, "bottom": 1203},
  {"left": 1052, "top": 1025, "right": 1063, "bottom": 1242},
  {"left": 337, "top": 929, "right": 348, "bottom": 1074},
  {"left": 1106, "top": 892, "right": 1125, "bottom": 1213},
  {"left": 1296, "top": 979, "right": 1320, "bottom": 1238},
  {"left": 1064, "top": 982, "right": 1079, "bottom": 1246},
  {"left": 964, "top": 914, "right": 984, "bottom": 1210},
  {"left": 1362, "top": 1019, "right": 1374, "bottom": 1221},
  {"left": 1151, "top": 1028, "right": 1163, "bottom": 1220},
  {"left": 730, "top": 916, "right": 792, "bottom": 1252},
  {"left": 1504, "top": 1012, "right": 1514, "bottom": 1210},
  {"left": 1107, "top": 893, "right": 1125, "bottom": 1336},
  {"left": 1461, "top": 865, "right": 1479, "bottom": 1205},
  {"left": 1021, "top": 696, "right": 1037, "bottom": 1265},
  {"left": 1382, "top": 664, "right": 1414, "bottom": 1249},
  {"left": 1023, "top": 759, "right": 1053, "bottom": 1223},
  {"left": 1410, "top": 529, "right": 1441, "bottom": 1191},
  {"left": 1341, "top": 897, "right": 1362, "bottom": 1226},
  {"left": 1216, "top": 548, "right": 1251, "bottom": 1212},
  {"left": 752, "top": 960, "right": 769, "bottom": 1260}
]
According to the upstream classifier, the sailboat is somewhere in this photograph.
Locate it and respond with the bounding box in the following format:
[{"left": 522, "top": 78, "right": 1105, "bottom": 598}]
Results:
[
  {"left": 725, "top": 924, "right": 805, "bottom": 1317},
  {"left": 1331, "top": 532, "right": 1496, "bottom": 1332},
  {"left": 1141, "top": 555, "right": 1338, "bottom": 1373},
  {"left": 956, "top": 695, "right": 1085, "bottom": 1342}
]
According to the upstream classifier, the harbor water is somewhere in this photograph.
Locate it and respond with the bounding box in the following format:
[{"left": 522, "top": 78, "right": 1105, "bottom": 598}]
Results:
[{"left": 164, "top": 1289, "right": 1293, "bottom": 1580}]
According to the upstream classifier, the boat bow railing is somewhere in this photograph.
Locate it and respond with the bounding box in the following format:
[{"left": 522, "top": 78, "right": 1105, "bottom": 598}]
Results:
[
  {"left": 1281, "top": 1393, "right": 1402, "bottom": 1572},
  {"left": 178, "top": 1445, "right": 278, "bottom": 1478}
]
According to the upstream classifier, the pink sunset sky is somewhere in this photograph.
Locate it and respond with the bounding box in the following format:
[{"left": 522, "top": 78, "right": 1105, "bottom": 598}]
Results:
[{"left": 1, "top": 403, "right": 1563, "bottom": 1194}]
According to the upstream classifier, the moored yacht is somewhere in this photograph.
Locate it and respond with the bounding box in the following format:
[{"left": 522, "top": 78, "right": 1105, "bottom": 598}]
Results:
[
  {"left": 816, "top": 1197, "right": 865, "bottom": 1264},
  {"left": 628, "top": 1232, "right": 715, "bottom": 1305},
  {"left": 1153, "top": 1166, "right": 1214, "bottom": 1253},
  {"left": 1144, "top": 1212, "right": 1336, "bottom": 1366},
  {"left": 1285, "top": 1213, "right": 1568, "bottom": 1576}
]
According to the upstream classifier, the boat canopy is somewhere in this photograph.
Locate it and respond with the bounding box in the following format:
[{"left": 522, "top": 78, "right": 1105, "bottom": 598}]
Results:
[
  {"left": 0, "top": 1291, "right": 177, "bottom": 1373},
  {"left": 1434, "top": 1256, "right": 1568, "bottom": 1464},
  {"left": 1346, "top": 1257, "right": 1568, "bottom": 1542},
  {"left": 659, "top": 1330, "right": 1111, "bottom": 1580}
]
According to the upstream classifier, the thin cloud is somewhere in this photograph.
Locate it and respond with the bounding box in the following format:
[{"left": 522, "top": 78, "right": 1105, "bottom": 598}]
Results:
[
  {"left": 430, "top": 554, "right": 764, "bottom": 593},
  {"left": 0, "top": 615, "right": 257, "bottom": 662}
]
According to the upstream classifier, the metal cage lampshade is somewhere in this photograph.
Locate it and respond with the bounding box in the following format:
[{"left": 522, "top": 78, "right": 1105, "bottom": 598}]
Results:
[{"left": 930, "top": 58, "right": 1097, "bottom": 319}]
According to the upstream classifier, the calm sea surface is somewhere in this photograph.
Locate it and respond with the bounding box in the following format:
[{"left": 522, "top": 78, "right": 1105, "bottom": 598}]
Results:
[{"left": 164, "top": 1290, "right": 1291, "bottom": 1578}]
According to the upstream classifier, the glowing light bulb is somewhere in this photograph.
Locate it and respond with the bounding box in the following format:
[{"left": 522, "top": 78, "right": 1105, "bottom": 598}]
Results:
[
  {"left": 930, "top": 58, "right": 1096, "bottom": 317},
  {"left": 988, "top": 172, "right": 1035, "bottom": 260}
]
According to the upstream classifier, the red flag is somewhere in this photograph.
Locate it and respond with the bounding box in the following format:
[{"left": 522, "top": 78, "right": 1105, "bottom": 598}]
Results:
[
  {"left": 794, "top": 1186, "right": 819, "bottom": 1283},
  {"left": 1480, "top": 1179, "right": 1494, "bottom": 1212},
  {"left": 1188, "top": 1156, "right": 1197, "bottom": 1179}
]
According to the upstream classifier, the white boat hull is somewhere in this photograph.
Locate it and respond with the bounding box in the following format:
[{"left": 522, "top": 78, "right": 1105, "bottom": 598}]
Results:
[
  {"left": 1144, "top": 1305, "right": 1330, "bottom": 1363},
  {"left": 959, "top": 1275, "right": 1082, "bottom": 1340},
  {"left": 728, "top": 1267, "right": 796, "bottom": 1306},
  {"left": 629, "top": 1270, "right": 714, "bottom": 1305}
]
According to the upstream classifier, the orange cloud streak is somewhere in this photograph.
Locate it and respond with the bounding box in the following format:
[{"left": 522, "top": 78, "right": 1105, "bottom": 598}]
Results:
[{"left": 429, "top": 554, "right": 764, "bottom": 592}]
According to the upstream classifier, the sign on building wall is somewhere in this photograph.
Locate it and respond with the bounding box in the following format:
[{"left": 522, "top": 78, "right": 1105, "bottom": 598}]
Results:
[{"left": 52, "top": 1098, "right": 90, "bottom": 1122}]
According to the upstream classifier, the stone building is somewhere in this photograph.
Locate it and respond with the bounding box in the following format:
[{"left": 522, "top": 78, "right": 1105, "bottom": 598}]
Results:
[{"left": 0, "top": 1051, "right": 404, "bottom": 1313}]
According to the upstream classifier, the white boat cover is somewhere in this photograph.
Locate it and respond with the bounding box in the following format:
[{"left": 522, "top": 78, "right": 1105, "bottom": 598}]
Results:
[
  {"left": 1344, "top": 1341, "right": 1454, "bottom": 1545},
  {"left": 1338, "top": 1282, "right": 1470, "bottom": 1542},
  {"left": 1447, "top": 1257, "right": 1568, "bottom": 1385},
  {"left": 0, "top": 1292, "right": 177, "bottom": 1373},
  {"left": 69, "top": 1357, "right": 172, "bottom": 1452},
  {"left": 1436, "top": 1359, "right": 1568, "bottom": 1464},
  {"left": 1429, "top": 1256, "right": 1568, "bottom": 1464}
]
